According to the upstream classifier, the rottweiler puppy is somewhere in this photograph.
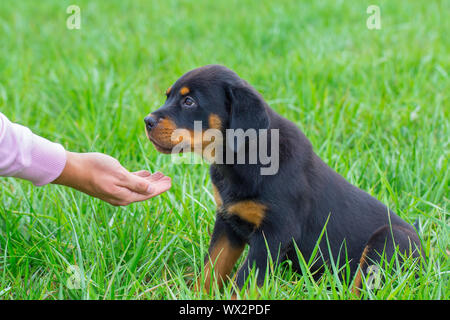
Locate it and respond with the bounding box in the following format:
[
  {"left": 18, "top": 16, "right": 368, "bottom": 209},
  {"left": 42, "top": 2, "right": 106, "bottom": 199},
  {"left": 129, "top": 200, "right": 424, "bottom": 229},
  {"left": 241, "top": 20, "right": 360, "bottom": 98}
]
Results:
[{"left": 144, "top": 65, "right": 424, "bottom": 296}]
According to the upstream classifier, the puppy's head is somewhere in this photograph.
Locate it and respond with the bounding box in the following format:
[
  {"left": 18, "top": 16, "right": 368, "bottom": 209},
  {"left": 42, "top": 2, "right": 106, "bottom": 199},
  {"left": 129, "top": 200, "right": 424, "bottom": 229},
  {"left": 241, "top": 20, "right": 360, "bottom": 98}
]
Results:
[{"left": 144, "top": 65, "right": 269, "bottom": 156}]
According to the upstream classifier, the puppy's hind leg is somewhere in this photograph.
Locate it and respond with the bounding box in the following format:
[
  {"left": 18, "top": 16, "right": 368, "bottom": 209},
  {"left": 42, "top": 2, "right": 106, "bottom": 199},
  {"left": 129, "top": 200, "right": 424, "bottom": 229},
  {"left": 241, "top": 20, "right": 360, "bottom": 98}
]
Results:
[{"left": 352, "top": 224, "right": 424, "bottom": 297}]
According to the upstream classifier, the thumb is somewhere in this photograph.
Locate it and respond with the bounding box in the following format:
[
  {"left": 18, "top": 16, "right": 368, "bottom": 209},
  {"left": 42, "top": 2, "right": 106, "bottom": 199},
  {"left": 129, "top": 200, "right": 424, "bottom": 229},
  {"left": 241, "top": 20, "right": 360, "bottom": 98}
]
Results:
[{"left": 124, "top": 173, "right": 153, "bottom": 194}]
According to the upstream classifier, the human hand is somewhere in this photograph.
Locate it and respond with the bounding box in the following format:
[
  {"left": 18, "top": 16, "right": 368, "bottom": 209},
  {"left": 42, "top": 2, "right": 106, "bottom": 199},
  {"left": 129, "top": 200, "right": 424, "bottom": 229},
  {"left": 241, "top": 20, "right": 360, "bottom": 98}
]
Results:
[{"left": 52, "top": 152, "right": 171, "bottom": 206}]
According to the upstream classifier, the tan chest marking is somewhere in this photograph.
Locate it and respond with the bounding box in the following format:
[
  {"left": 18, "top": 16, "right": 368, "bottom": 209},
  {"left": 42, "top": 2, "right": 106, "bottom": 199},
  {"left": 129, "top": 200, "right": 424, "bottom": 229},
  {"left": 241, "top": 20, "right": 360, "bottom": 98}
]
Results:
[{"left": 227, "top": 201, "right": 267, "bottom": 227}]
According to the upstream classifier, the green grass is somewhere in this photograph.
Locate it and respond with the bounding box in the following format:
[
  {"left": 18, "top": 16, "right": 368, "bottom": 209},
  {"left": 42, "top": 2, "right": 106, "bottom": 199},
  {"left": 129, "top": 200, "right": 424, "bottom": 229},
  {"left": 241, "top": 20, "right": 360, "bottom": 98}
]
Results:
[{"left": 0, "top": 0, "right": 448, "bottom": 299}]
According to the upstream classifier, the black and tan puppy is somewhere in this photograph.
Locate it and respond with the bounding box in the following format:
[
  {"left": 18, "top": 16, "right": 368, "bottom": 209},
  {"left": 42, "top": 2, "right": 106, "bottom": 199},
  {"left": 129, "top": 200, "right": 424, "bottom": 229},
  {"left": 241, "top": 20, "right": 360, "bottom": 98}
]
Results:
[{"left": 144, "top": 65, "right": 423, "bottom": 295}]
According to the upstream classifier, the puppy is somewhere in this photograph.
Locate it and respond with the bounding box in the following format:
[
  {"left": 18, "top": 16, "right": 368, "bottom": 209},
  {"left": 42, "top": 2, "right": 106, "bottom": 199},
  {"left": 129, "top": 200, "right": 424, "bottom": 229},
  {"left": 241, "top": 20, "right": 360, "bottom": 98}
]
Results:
[{"left": 144, "top": 65, "right": 424, "bottom": 295}]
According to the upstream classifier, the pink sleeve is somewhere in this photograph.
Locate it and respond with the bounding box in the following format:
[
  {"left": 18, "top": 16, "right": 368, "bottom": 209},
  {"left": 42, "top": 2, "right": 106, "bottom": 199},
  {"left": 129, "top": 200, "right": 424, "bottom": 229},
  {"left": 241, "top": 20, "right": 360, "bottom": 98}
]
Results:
[{"left": 0, "top": 112, "right": 67, "bottom": 186}]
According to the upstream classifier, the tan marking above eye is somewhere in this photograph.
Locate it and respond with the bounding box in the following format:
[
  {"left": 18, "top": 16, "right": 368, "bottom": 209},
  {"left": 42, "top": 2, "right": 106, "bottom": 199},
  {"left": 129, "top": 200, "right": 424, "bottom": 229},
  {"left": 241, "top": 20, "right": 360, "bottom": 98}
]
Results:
[
  {"left": 180, "top": 86, "right": 190, "bottom": 95},
  {"left": 227, "top": 201, "right": 267, "bottom": 227},
  {"left": 165, "top": 86, "right": 172, "bottom": 95}
]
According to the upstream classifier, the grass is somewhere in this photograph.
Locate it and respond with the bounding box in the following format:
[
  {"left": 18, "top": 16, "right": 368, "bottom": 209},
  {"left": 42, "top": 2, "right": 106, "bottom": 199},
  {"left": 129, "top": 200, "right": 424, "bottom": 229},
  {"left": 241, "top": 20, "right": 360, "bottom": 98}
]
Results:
[{"left": 0, "top": 0, "right": 448, "bottom": 299}]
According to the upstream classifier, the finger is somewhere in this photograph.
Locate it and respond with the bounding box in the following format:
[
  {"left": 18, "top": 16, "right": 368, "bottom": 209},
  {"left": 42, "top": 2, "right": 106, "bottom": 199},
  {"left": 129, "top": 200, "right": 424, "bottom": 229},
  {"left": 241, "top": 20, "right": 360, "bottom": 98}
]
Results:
[
  {"left": 132, "top": 171, "right": 166, "bottom": 182},
  {"left": 141, "top": 172, "right": 167, "bottom": 183},
  {"left": 123, "top": 173, "right": 154, "bottom": 194},
  {"left": 148, "top": 176, "right": 172, "bottom": 197},
  {"left": 132, "top": 170, "right": 152, "bottom": 178},
  {"left": 149, "top": 172, "right": 165, "bottom": 180},
  {"left": 124, "top": 176, "right": 172, "bottom": 203}
]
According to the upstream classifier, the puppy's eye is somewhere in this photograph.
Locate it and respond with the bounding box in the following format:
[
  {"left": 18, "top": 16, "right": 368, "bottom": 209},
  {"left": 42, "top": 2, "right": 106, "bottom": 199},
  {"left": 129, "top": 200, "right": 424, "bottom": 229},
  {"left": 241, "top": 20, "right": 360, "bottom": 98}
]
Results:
[{"left": 183, "top": 96, "right": 196, "bottom": 107}]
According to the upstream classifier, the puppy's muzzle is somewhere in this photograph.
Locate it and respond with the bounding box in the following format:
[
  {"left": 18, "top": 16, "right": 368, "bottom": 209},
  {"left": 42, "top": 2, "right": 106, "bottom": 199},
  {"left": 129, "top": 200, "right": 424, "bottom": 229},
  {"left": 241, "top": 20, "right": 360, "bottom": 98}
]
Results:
[{"left": 144, "top": 115, "right": 159, "bottom": 132}]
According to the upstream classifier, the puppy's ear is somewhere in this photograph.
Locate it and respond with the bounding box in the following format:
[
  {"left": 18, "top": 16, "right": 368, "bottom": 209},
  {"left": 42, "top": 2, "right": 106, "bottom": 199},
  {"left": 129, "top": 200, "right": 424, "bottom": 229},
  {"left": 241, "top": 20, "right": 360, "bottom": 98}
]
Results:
[
  {"left": 226, "top": 82, "right": 269, "bottom": 131},
  {"left": 225, "top": 81, "right": 270, "bottom": 153}
]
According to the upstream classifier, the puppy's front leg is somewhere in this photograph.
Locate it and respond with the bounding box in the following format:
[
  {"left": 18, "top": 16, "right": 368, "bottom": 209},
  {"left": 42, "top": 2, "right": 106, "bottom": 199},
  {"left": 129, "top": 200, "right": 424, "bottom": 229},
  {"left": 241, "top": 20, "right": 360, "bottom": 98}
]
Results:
[
  {"left": 235, "top": 231, "right": 280, "bottom": 290},
  {"left": 197, "top": 215, "right": 246, "bottom": 293}
]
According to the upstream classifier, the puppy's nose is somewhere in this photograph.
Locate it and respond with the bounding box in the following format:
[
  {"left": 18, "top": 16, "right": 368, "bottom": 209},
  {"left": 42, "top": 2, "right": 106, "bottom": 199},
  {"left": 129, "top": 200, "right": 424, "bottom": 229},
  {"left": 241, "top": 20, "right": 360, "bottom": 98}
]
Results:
[{"left": 144, "top": 115, "right": 158, "bottom": 131}]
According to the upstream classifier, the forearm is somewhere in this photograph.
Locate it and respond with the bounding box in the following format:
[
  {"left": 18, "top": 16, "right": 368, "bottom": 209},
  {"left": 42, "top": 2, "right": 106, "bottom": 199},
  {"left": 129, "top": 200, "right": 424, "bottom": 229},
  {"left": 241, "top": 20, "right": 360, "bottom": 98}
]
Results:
[
  {"left": 52, "top": 151, "right": 86, "bottom": 189},
  {"left": 0, "top": 112, "right": 66, "bottom": 186}
]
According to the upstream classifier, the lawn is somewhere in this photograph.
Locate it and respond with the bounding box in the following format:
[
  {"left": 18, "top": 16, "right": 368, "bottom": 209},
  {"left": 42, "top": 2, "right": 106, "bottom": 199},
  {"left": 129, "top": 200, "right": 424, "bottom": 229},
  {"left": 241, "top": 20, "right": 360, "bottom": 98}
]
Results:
[{"left": 0, "top": 0, "right": 448, "bottom": 299}]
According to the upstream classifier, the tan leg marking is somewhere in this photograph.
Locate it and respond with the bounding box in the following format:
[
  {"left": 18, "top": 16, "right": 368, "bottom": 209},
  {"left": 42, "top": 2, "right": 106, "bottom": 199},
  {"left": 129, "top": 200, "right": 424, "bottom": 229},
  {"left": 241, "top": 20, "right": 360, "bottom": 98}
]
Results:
[
  {"left": 197, "top": 236, "right": 245, "bottom": 293},
  {"left": 352, "top": 245, "right": 371, "bottom": 297}
]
